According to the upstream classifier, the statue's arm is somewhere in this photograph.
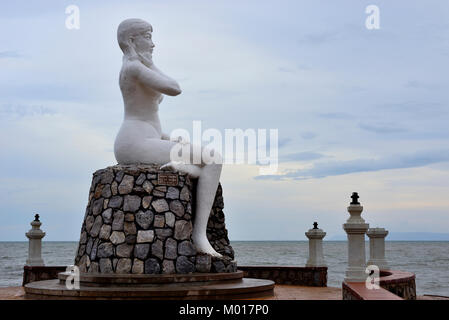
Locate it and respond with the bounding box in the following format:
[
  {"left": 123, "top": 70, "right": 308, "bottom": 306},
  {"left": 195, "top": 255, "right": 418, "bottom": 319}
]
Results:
[
  {"left": 129, "top": 62, "right": 182, "bottom": 96},
  {"left": 151, "top": 65, "right": 175, "bottom": 80}
]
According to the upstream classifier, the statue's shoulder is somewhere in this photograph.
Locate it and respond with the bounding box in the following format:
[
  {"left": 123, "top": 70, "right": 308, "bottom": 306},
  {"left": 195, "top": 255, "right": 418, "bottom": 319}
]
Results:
[{"left": 121, "top": 59, "right": 142, "bottom": 78}]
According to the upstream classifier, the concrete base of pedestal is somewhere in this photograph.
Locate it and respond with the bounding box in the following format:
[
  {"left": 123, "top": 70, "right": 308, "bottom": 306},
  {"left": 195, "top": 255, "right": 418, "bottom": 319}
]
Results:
[
  {"left": 306, "top": 262, "right": 327, "bottom": 268},
  {"left": 24, "top": 271, "right": 274, "bottom": 299},
  {"left": 25, "top": 259, "right": 45, "bottom": 267},
  {"left": 344, "top": 266, "right": 368, "bottom": 283}
]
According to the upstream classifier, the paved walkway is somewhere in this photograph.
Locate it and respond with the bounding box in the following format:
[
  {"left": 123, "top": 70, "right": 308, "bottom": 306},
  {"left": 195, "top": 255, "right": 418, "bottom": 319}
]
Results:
[
  {"left": 0, "top": 287, "right": 25, "bottom": 300},
  {"left": 254, "top": 285, "right": 342, "bottom": 300},
  {"left": 1, "top": 285, "right": 446, "bottom": 300},
  {"left": 0, "top": 285, "right": 342, "bottom": 300}
]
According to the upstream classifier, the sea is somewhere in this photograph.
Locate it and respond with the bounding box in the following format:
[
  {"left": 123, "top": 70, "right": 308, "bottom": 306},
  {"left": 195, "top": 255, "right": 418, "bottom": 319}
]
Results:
[{"left": 1, "top": 241, "right": 448, "bottom": 296}]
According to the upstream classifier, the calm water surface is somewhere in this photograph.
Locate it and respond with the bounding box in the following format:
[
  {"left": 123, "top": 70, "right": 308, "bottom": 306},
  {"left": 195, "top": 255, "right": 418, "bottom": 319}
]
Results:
[{"left": 0, "top": 241, "right": 448, "bottom": 296}]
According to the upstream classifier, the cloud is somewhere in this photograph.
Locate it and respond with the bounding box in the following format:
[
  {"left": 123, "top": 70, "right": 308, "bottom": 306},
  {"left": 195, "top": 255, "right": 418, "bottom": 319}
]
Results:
[
  {"left": 278, "top": 137, "right": 292, "bottom": 148},
  {"left": 299, "top": 31, "right": 339, "bottom": 45},
  {"left": 0, "top": 50, "right": 21, "bottom": 58},
  {"left": 256, "top": 149, "right": 449, "bottom": 180},
  {"left": 300, "top": 131, "right": 317, "bottom": 139},
  {"left": 0, "top": 83, "right": 94, "bottom": 102},
  {"left": 196, "top": 89, "right": 243, "bottom": 98},
  {"left": 405, "top": 80, "right": 437, "bottom": 90},
  {"left": 318, "top": 112, "right": 351, "bottom": 119},
  {"left": 359, "top": 122, "right": 406, "bottom": 134},
  {"left": 0, "top": 104, "right": 56, "bottom": 118},
  {"left": 379, "top": 101, "right": 444, "bottom": 115},
  {"left": 277, "top": 66, "right": 295, "bottom": 73},
  {"left": 282, "top": 151, "right": 325, "bottom": 162}
]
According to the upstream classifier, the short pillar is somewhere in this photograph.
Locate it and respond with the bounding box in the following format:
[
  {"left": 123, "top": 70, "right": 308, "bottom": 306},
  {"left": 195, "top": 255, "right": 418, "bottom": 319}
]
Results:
[
  {"left": 25, "top": 214, "right": 45, "bottom": 266},
  {"left": 343, "top": 192, "right": 369, "bottom": 282},
  {"left": 367, "top": 227, "right": 389, "bottom": 270},
  {"left": 305, "top": 222, "right": 326, "bottom": 267}
]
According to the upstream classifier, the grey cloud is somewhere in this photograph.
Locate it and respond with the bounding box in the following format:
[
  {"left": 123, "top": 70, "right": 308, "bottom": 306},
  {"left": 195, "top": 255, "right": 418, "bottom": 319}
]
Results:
[
  {"left": 379, "top": 101, "right": 444, "bottom": 114},
  {"left": 0, "top": 104, "right": 56, "bottom": 117},
  {"left": 278, "top": 137, "right": 292, "bottom": 148},
  {"left": 359, "top": 122, "right": 406, "bottom": 134},
  {"left": 318, "top": 112, "right": 351, "bottom": 119},
  {"left": 343, "top": 85, "right": 366, "bottom": 93},
  {"left": 300, "top": 131, "right": 317, "bottom": 139},
  {"left": 297, "top": 64, "right": 311, "bottom": 70},
  {"left": 0, "top": 83, "right": 88, "bottom": 101},
  {"left": 282, "top": 151, "right": 325, "bottom": 162},
  {"left": 0, "top": 50, "right": 21, "bottom": 58},
  {"left": 299, "top": 31, "right": 339, "bottom": 45},
  {"left": 256, "top": 149, "right": 449, "bottom": 180},
  {"left": 196, "top": 89, "right": 242, "bottom": 97},
  {"left": 278, "top": 67, "right": 295, "bottom": 73},
  {"left": 405, "top": 81, "right": 438, "bottom": 90},
  {"left": 254, "top": 174, "right": 284, "bottom": 181}
]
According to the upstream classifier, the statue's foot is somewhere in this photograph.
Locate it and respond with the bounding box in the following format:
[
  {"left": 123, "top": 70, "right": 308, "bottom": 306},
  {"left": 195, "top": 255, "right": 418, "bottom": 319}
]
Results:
[{"left": 193, "top": 236, "right": 223, "bottom": 258}]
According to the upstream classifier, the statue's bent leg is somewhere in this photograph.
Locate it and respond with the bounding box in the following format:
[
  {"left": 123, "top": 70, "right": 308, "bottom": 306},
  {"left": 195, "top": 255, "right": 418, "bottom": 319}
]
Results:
[
  {"left": 160, "top": 161, "right": 202, "bottom": 178},
  {"left": 156, "top": 141, "right": 223, "bottom": 257},
  {"left": 191, "top": 162, "right": 223, "bottom": 257}
]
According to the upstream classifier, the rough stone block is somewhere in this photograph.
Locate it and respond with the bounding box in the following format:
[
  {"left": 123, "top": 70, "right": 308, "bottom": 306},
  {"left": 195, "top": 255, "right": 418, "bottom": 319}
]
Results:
[{"left": 74, "top": 164, "right": 235, "bottom": 274}]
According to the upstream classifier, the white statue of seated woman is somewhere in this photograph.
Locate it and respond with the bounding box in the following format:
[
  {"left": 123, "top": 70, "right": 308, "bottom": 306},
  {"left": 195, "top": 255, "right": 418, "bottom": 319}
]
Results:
[{"left": 114, "top": 18, "right": 223, "bottom": 257}]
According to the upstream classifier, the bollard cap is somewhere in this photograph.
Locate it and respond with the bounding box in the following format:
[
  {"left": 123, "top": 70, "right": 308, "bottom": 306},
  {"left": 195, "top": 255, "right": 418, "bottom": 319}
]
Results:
[
  {"left": 305, "top": 229, "right": 326, "bottom": 239},
  {"left": 306, "top": 222, "right": 326, "bottom": 239},
  {"left": 26, "top": 213, "right": 45, "bottom": 239},
  {"left": 30, "top": 215, "right": 42, "bottom": 228},
  {"left": 344, "top": 193, "right": 369, "bottom": 229},
  {"left": 367, "top": 227, "right": 389, "bottom": 238},
  {"left": 350, "top": 192, "right": 360, "bottom": 205}
]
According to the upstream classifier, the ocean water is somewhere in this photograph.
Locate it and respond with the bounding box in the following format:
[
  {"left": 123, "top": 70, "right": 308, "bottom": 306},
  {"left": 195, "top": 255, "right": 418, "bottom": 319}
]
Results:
[
  {"left": 233, "top": 241, "right": 449, "bottom": 296},
  {"left": 0, "top": 241, "right": 448, "bottom": 296}
]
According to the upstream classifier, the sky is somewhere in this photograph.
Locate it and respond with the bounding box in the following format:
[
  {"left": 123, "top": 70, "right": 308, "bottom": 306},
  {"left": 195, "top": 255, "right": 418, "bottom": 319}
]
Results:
[{"left": 0, "top": 0, "right": 448, "bottom": 241}]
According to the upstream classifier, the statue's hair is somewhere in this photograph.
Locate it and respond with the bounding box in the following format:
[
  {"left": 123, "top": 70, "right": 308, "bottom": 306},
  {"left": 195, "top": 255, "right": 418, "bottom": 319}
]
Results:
[{"left": 117, "top": 18, "right": 153, "bottom": 54}]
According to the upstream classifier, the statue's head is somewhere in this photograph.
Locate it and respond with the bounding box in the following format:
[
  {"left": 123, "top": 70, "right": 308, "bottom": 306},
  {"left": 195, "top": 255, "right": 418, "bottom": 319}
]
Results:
[{"left": 117, "top": 18, "right": 154, "bottom": 61}]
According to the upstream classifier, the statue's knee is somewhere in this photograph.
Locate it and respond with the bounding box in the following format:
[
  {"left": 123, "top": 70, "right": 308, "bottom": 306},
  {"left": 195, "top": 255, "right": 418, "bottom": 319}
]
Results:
[
  {"left": 214, "top": 150, "right": 223, "bottom": 164},
  {"left": 202, "top": 147, "right": 222, "bottom": 165}
]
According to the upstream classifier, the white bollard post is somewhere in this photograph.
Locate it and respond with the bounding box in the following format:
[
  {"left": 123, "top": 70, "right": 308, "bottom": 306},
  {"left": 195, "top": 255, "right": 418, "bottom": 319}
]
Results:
[
  {"left": 343, "top": 192, "right": 369, "bottom": 282},
  {"left": 367, "top": 227, "right": 389, "bottom": 270},
  {"left": 305, "top": 222, "right": 326, "bottom": 267},
  {"left": 25, "top": 214, "right": 46, "bottom": 266}
]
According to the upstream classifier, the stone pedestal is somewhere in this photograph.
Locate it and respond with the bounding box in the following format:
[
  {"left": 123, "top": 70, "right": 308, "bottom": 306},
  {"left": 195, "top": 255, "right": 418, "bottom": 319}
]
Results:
[
  {"left": 24, "top": 270, "right": 275, "bottom": 299},
  {"left": 343, "top": 197, "right": 369, "bottom": 282},
  {"left": 74, "top": 164, "right": 235, "bottom": 274},
  {"left": 305, "top": 223, "right": 326, "bottom": 267},
  {"left": 25, "top": 215, "right": 46, "bottom": 266},
  {"left": 367, "top": 227, "right": 389, "bottom": 270}
]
